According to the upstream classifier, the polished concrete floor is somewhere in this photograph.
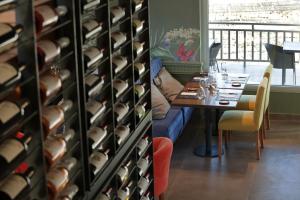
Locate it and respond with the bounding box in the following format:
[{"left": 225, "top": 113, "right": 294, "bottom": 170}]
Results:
[{"left": 166, "top": 111, "right": 300, "bottom": 200}]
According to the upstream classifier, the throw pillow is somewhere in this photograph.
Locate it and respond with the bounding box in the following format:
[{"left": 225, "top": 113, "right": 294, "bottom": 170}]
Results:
[
  {"left": 151, "top": 83, "right": 171, "bottom": 119},
  {"left": 154, "top": 67, "right": 184, "bottom": 102}
]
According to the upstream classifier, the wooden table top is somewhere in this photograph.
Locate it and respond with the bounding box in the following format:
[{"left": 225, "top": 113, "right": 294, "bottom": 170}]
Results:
[
  {"left": 283, "top": 41, "right": 300, "bottom": 53},
  {"left": 172, "top": 73, "right": 249, "bottom": 110}
]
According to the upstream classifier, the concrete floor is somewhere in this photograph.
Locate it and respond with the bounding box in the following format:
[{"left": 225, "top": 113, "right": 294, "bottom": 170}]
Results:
[{"left": 166, "top": 111, "right": 300, "bottom": 200}]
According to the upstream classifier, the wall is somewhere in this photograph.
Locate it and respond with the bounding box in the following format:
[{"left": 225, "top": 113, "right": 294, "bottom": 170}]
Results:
[{"left": 149, "top": 0, "right": 202, "bottom": 63}]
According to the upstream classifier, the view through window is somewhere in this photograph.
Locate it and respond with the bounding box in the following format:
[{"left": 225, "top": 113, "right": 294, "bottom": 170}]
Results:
[{"left": 209, "top": 0, "right": 300, "bottom": 86}]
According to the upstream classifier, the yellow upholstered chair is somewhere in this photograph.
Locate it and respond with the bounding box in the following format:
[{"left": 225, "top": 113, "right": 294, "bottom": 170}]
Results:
[
  {"left": 236, "top": 64, "right": 273, "bottom": 135},
  {"left": 218, "top": 77, "right": 269, "bottom": 160}
]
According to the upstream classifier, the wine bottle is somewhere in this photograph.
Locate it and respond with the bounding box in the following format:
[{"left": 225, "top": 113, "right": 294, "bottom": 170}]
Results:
[
  {"left": 135, "top": 83, "right": 146, "bottom": 99},
  {"left": 88, "top": 126, "right": 108, "bottom": 150},
  {"left": 40, "top": 69, "right": 71, "bottom": 104},
  {"left": 116, "top": 160, "right": 132, "bottom": 185},
  {"left": 35, "top": 5, "right": 68, "bottom": 34},
  {"left": 117, "top": 181, "right": 132, "bottom": 200},
  {"left": 44, "top": 129, "right": 75, "bottom": 166},
  {"left": 114, "top": 102, "right": 130, "bottom": 122},
  {"left": 111, "top": 32, "right": 127, "bottom": 49},
  {"left": 0, "top": 167, "right": 34, "bottom": 200},
  {"left": 141, "top": 192, "right": 151, "bottom": 200},
  {"left": 85, "top": 74, "right": 105, "bottom": 98},
  {"left": 132, "top": 0, "right": 144, "bottom": 12},
  {"left": 137, "top": 137, "right": 149, "bottom": 156},
  {"left": 37, "top": 37, "right": 70, "bottom": 66},
  {"left": 0, "top": 23, "right": 23, "bottom": 54},
  {"left": 136, "top": 102, "right": 147, "bottom": 121},
  {"left": 97, "top": 188, "right": 113, "bottom": 200},
  {"left": 0, "top": 0, "right": 16, "bottom": 12},
  {"left": 82, "top": 0, "right": 101, "bottom": 11},
  {"left": 133, "top": 19, "right": 145, "bottom": 35},
  {"left": 84, "top": 47, "right": 104, "bottom": 69},
  {"left": 57, "top": 184, "right": 79, "bottom": 200},
  {"left": 112, "top": 56, "right": 127, "bottom": 74},
  {"left": 133, "top": 41, "right": 145, "bottom": 57},
  {"left": 42, "top": 100, "right": 73, "bottom": 136},
  {"left": 82, "top": 19, "right": 103, "bottom": 41},
  {"left": 0, "top": 99, "right": 30, "bottom": 130},
  {"left": 0, "top": 62, "right": 26, "bottom": 90},
  {"left": 137, "top": 174, "right": 150, "bottom": 195},
  {"left": 111, "top": 6, "right": 125, "bottom": 24},
  {"left": 115, "top": 123, "right": 130, "bottom": 146},
  {"left": 47, "top": 157, "right": 77, "bottom": 199},
  {"left": 134, "top": 63, "right": 146, "bottom": 78},
  {"left": 0, "top": 132, "right": 32, "bottom": 171},
  {"left": 89, "top": 149, "right": 110, "bottom": 176},
  {"left": 86, "top": 100, "right": 107, "bottom": 125},
  {"left": 113, "top": 79, "right": 129, "bottom": 98},
  {"left": 137, "top": 155, "right": 149, "bottom": 176}
]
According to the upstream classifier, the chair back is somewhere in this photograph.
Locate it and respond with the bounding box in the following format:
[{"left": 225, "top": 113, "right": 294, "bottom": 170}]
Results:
[
  {"left": 209, "top": 42, "right": 222, "bottom": 66},
  {"left": 254, "top": 77, "right": 268, "bottom": 128},
  {"left": 263, "top": 64, "right": 273, "bottom": 111},
  {"left": 153, "top": 137, "right": 173, "bottom": 196},
  {"left": 264, "top": 43, "right": 295, "bottom": 69}
]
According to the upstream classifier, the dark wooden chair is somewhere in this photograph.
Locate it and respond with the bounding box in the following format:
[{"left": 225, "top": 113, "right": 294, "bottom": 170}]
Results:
[
  {"left": 264, "top": 43, "right": 295, "bottom": 85},
  {"left": 209, "top": 42, "right": 222, "bottom": 72}
]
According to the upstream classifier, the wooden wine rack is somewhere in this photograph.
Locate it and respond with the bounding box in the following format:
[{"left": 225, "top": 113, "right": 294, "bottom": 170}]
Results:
[{"left": 0, "top": 0, "right": 153, "bottom": 199}]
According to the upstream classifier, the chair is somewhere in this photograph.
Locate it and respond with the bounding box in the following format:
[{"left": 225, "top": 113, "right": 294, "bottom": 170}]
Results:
[
  {"left": 218, "top": 77, "right": 268, "bottom": 160},
  {"left": 236, "top": 64, "right": 273, "bottom": 135},
  {"left": 153, "top": 137, "right": 173, "bottom": 200},
  {"left": 209, "top": 42, "right": 222, "bottom": 72},
  {"left": 264, "top": 43, "right": 295, "bottom": 85}
]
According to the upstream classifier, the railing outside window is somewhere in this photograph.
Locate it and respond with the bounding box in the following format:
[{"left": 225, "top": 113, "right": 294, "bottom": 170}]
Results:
[{"left": 209, "top": 22, "right": 300, "bottom": 65}]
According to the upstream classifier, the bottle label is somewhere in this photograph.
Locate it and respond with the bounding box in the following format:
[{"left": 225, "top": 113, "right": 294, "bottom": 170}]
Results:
[
  {"left": 44, "top": 138, "right": 66, "bottom": 163},
  {"left": 88, "top": 127, "right": 107, "bottom": 149},
  {"left": 111, "top": 7, "right": 125, "bottom": 24},
  {"left": 84, "top": 20, "right": 102, "bottom": 39},
  {"left": 115, "top": 104, "right": 129, "bottom": 122},
  {"left": 85, "top": 47, "right": 103, "bottom": 67},
  {"left": 87, "top": 101, "right": 106, "bottom": 124},
  {"left": 0, "top": 63, "right": 17, "bottom": 85},
  {"left": 0, "top": 174, "right": 27, "bottom": 199},
  {"left": 40, "top": 74, "right": 61, "bottom": 97},
  {"left": 0, "top": 101, "right": 20, "bottom": 124},
  {"left": 47, "top": 169, "right": 68, "bottom": 192},
  {"left": 38, "top": 40, "right": 60, "bottom": 63},
  {"left": 113, "top": 57, "right": 127, "bottom": 73},
  {"left": 112, "top": 33, "right": 127, "bottom": 49},
  {"left": 0, "top": 139, "right": 24, "bottom": 163},
  {"left": 36, "top": 5, "right": 58, "bottom": 28},
  {"left": 85, "top": 74, "right": 98, "bottom": 87},
  {"left": 137, "top": 158, "right": 149, "bottom": 176},
  {"left": 90, "top": 152, "right": 108, "bottom": 175},
  {"left": 42, "top": 107, "right": 64, "bottom": 131}
]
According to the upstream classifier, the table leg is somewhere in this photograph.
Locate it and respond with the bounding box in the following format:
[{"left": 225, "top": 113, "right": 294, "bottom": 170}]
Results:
[{"left": 194, "top": 108, "right": 223, "bottom": 157}]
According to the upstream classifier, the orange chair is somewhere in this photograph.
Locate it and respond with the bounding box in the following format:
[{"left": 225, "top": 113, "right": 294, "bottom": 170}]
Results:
[{"left": 153, "top": 137, "right": 173, "bottom": 200}]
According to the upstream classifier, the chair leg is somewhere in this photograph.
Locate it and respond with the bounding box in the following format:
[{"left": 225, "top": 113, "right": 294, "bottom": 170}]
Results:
[
  {"left": 159, "top": 193, "right": 165, "bottom": 200},
  {"left": 259, "top": 127, "right": 264, "bottom": 149},
  {"left": 266, "top": 106, "right": 270, "bottom": 130},
  {"left": 256, "top": 130, "right": 261, "bottom": 160},
  {"left": 224, "top": 131, "right": 229, "bottom": 148},
  {"left": 218, "top": 130, "right": 223, "bottom": 160},
  {"left": 262, "top": 117, "right": 266, "bottom": 139}
]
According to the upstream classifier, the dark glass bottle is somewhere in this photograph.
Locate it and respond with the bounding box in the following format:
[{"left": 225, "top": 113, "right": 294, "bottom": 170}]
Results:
[
  {"left": 0, "top": 23, "right": 23, "bottom": 54},
  {"left": 0, "top": 167, "right": 35, "bottom": 200}
]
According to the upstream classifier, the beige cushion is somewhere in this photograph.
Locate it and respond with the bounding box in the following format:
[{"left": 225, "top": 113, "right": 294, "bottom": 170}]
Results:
[
  {"left": 218, "top": 110, "right": 258, "bottom": 131},
  {"left": 236, "top": 95, "right": 256, "bottom": 110},
  {"left": 151, "top": 83, "right": 171, "bottom": 119},
  {"left": 154, "top": 67, "right": 184, "bottom": 102}
]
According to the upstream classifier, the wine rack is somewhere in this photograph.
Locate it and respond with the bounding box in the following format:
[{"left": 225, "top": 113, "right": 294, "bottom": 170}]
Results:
[
  {"left": 75, "top": 0, "right": 153, "bottom": 199},
  {"left": 0, "top": 0, "right": 153, "bottom": 199}
]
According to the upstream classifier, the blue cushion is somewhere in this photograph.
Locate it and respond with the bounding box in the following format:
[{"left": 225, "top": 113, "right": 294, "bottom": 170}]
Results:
[
  {"left": 181, "top": 107, "right": 194, "bottom": 126},
  {"left": 150, "top": 58, "right": 162, "bottom": 81},
  {"left": 152, "top": 107, "right": 184, "bottom": 142}
]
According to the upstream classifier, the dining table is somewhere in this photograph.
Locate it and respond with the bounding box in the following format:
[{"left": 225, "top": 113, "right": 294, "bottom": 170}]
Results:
[{"left": 172, "top": 72, "right": 249, "bottom": 157}]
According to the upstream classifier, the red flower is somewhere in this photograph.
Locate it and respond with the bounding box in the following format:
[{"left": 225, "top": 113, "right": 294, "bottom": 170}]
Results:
[{"left": 176, "top": 43, "right": 194, "bottom": 61}]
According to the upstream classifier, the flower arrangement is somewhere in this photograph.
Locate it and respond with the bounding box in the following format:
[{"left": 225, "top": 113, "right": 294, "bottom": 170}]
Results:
[{"left": 151, "top": 27, "right": 201, "bottom": 62}]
